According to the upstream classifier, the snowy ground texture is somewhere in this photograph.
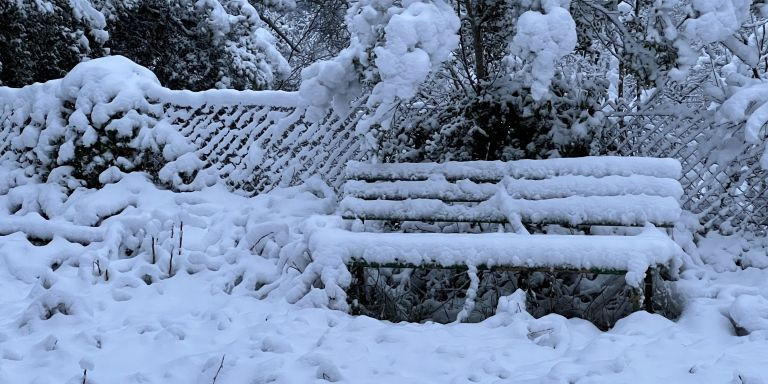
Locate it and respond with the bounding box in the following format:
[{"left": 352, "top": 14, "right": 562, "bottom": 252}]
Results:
[{"left": 2, "top": 174, "right": 768, "bottom": 383}]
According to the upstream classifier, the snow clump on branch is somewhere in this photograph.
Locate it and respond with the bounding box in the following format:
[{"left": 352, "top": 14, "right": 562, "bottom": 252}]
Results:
[
  {"left": 508, "top": 0, "right": 577, "bottom": 101},
  {"left": 298, "top": 0, "right": 460, "bottom": 137}
]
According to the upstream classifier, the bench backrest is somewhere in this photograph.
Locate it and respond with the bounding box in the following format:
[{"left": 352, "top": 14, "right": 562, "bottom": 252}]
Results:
[{"left": 340, "top": 156, "right": 683, "bottom": 227}]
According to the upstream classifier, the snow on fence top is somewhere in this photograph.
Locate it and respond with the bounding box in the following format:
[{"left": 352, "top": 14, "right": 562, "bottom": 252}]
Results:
[{"left": 0, "top": 56, "right": 364, "bottom": 194}]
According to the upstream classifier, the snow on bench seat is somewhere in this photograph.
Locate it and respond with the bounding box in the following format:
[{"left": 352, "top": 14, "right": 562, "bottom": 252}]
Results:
[
  {"left": 346, "top": 156, "right": 681, "bottom": 182},
  {"left": 340, "top": 195, "right": 681, "bottom": 227},
  {"left": 310, "top": 228, "right": 683, "bottom": 287},
  {"left": 344, "top": 174, "right": 683, "bottom": 202}
]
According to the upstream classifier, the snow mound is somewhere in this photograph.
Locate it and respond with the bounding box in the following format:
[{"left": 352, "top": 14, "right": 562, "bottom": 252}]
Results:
[
  {"left": 0, "top": 170, "right": 336, "bottom": 319},
  {"left": 730, "top": 295, "right": 768, "bottom": 335}
]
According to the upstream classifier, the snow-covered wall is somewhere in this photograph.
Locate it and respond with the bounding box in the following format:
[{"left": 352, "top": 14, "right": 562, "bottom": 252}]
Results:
[{"left": 0, "top": 56, "right": 365, "bottom": 194}]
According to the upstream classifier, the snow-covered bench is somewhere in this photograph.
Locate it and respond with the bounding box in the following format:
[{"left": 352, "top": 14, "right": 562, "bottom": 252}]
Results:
[{"left": 311, "top": 156, "right": 685, "bottom": 315}]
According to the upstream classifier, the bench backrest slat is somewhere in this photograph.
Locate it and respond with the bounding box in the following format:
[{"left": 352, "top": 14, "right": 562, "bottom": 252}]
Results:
[
  {"left": 344, "top": 174, "right": 682, "bottom": 202},
  {"left": 342, "top": 157, "right": 683, "bottom": 227},
  {"left": 340, "top": 195, "right": 681, "bottom": 227},
  {"left": 346, "top": 156, "right": 681, "bottom": 182}
]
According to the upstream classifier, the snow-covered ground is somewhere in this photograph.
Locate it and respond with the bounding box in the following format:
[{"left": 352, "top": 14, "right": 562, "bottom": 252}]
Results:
[
  {"left": 1, "top": 174, "right": 768, "bottom": 383},
  {"left": 2, "top": 256, "right": 768, "bottom": 383}
]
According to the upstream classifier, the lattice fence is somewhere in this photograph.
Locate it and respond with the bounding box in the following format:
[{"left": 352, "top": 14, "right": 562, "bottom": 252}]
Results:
[
  {"left": 162, "top": 93, "right": 367, "bottom": 194},
  {"left": 600, "top": 103, "right": 768, "bottom": 234},
  {"left": 0, "top": 80, "right": 367, "bottom": 195}
]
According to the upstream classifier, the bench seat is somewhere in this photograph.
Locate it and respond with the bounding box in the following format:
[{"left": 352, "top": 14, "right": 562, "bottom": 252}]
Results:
[{"left": 311, "top": 228, "right": 682, "bottom": 288}]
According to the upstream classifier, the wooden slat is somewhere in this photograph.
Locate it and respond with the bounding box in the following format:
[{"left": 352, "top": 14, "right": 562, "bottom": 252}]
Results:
[
  {"left": 346, "top": 157, "right": 682, "bottom": 182},
  {"left": 344, "top": 175, "right": 683, "bottom": 202},
  {"left": 339, "top": 195, "right": 681, "bottom": 227}
]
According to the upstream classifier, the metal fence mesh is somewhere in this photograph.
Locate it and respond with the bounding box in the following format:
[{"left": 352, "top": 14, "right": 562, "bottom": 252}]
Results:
[{"left": 599, "top": 103, "right": 768, "bottom": 234}]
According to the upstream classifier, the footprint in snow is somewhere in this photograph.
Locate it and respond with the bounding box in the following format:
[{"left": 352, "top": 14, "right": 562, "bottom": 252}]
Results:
[
  {"left": 482, "top": 360, "right": 511, "bottom": 379},
  {"left": 373, "top": 330, "right": 400, "bottom": 344},
  {"left": 1, "top": 349, "right": 22, "bottom": 361},
  {"left": 300, "top": 353, "right": 343, "bottom": 382},
  {"left": 111, "top": 289, "right": 132, "bottom": 302},
  {"left": 260, "top": 336, "right": 293, "bottom": 353}
]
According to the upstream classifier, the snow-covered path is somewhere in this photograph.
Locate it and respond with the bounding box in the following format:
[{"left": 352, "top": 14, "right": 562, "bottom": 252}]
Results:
[{"left": 2, "top": 264, "right": 768, "bottom": 383}]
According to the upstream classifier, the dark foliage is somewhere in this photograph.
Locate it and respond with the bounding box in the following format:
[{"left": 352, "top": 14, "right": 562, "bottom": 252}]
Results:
[{"left": 0, "top": 1, "right": 104, "bottom": 86}]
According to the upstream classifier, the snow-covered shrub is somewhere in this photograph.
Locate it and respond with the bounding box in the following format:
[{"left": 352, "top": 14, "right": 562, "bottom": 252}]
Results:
[
  {"left": 380, "top": 72, "right": 608, "bottom": 162},
  {"left": 0, "top": 169, "right": 336, "bottom": 312},
  {"left": 1, "top": 56, "right": 204, "bottom": 190},
  {"left": 189, "top": 0, "right": 290, "bottom": 90},
  {"left": 372, "top": 0, "right": 610, "bottom": 163},
  {"left": 717, "top": 82, "right": 768, "bottom": 168},
  {"left": 679, "top": 0, "right": 756, "bottom": 70}
]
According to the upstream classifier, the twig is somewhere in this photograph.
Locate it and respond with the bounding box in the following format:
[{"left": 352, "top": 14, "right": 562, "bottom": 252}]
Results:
[
  {"left": 260, "top": 14, "right": 300, "bottom": 53},
  {"left": 179, "top": 221, "right": 183, "bottom": 257},
  {"left": 169, "top": 221, "right": 183, "bottom": 277},
  {"left": 212, "top": 355, "right": 225, "bottom": 384},
  {"left": 168, "top": 248, "right": 174, "bottom": 277}
]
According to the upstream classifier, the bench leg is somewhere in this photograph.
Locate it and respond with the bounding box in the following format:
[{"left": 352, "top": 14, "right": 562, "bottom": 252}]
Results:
[
  {"left": 630, "top": 287, "right": 641, "bottom": 312},
  {"left": 349, "top": 264, "right": 366, "bottom": 314},
  {"left": 644, "top": 267, "right": 654, "bottom": 313}
]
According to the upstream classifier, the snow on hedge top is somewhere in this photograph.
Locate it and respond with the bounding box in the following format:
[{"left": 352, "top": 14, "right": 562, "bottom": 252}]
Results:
[
  {"left": 346, "top": 156, "right": 682, "bottom": 181},
  {"left": 58, "top": 56, "right": 161, "bottom": 126}
]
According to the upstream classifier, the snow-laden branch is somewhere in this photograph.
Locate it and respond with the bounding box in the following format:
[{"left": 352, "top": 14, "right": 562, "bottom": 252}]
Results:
[
  {"left": 508, "top": 0, "right": 577, "bottom": 101},
  {"left": 298, "top": 0, "right": 460, "bottom": 144}
]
